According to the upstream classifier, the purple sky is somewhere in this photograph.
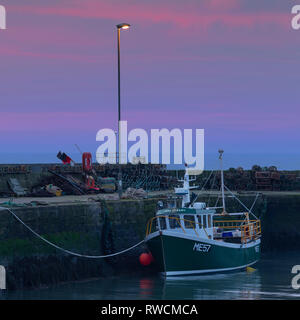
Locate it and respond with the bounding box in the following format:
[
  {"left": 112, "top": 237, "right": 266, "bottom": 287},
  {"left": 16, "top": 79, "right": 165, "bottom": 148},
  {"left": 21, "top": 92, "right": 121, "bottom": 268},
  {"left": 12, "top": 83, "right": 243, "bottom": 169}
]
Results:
[{"left": 0, "top": 0, "right": 299, "bottom": 169}]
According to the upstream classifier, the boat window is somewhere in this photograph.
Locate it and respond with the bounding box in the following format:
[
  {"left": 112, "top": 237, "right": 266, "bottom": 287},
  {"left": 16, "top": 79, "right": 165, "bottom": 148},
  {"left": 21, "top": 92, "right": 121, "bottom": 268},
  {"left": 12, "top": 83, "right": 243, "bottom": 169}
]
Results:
[
  {"left": 203, "top": 215, "right": 207, "bottom": 229},
  {"left": 167, "top": 200, "right": 177, "bottom": 209},
  {"left": 169, "top": 215, "right": 181, "bottom": 229},
  {"left": 159, "top": 217, "right": 167, "bottom": 230},
  {"left": 184, "top": 215, "right": 195, "bottom": 229},
  {"left": 153, "top": 218, "right": 159, "bottom": 231},
  {"left": 197, "top": 215, "right": 202, "bottom": 228},
  {"left": 207, "top": 215, "right": 212, "bottom": 228}
]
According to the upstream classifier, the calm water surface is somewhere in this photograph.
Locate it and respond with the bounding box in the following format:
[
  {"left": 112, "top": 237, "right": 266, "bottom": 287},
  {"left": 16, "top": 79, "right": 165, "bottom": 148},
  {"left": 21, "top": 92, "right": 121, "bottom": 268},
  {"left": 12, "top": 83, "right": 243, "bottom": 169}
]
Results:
[{"left": 2, "top": 251, "right": 300, "bottom": 300}]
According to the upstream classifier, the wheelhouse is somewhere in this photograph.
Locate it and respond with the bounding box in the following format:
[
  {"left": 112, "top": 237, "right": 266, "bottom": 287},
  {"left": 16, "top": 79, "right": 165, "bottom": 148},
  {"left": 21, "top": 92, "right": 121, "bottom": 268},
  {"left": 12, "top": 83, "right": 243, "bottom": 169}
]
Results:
[
  {"left": 147, "top": 207, "right": 216, "bottom": 239},
  {"left": 146, "top": 209, "right": 261, "bottom": 244}
]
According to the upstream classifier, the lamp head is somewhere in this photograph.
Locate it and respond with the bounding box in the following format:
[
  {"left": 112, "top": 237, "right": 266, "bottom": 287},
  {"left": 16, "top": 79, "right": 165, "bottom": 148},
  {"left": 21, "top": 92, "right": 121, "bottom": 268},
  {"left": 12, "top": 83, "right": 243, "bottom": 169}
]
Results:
[{"left": 117, "top": 23, "right": 131, "bottom": 30}]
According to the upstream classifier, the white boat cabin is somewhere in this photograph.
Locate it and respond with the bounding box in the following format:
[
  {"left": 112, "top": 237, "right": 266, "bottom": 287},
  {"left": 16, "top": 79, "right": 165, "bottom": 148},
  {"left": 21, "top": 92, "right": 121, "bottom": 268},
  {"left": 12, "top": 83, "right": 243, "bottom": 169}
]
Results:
[{"left": 155, "top": 205, "right": 216, "bottom": 240}]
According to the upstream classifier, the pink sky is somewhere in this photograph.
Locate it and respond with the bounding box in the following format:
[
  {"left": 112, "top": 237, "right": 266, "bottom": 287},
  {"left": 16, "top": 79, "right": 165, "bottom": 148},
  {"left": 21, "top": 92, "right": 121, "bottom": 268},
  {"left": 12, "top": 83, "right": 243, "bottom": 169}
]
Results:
[{"left": 0, "top": 0, "right": 299, "bottom": 168}]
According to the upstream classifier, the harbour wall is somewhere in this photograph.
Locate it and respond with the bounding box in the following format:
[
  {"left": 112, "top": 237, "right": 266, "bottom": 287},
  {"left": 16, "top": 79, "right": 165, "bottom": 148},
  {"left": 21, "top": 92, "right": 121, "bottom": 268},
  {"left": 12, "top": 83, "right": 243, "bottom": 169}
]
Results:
[
  {"left": 0, "top": 199, "right": 157, "bottom": 290},
  {"left": 0, "top": 194, "right": 299, "bottom": 289}
]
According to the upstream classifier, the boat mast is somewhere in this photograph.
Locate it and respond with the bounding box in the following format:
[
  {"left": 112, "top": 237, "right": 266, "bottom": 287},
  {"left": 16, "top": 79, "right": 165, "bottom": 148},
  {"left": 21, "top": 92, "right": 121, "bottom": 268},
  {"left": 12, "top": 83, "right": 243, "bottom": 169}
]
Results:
[
  {"left": 219, "top": 149, "right": 226, "bottom": 214},
  {"left": 182, "top": 166, "right": 191, "bottom": 207},
  {"left": 175, "top": 164, "right": 197, "bottom": 208}
]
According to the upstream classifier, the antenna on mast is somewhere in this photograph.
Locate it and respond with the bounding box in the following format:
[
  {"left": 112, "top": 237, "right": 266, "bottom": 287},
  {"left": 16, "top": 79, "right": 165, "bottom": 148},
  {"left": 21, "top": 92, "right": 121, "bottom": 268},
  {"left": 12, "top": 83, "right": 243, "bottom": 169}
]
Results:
[{"left": 218, "top": 149, "right": 227, "bottom": 214}]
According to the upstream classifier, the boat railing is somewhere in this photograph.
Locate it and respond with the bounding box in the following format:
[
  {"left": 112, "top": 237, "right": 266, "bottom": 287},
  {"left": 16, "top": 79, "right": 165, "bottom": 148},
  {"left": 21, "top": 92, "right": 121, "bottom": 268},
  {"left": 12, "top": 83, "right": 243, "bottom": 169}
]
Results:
[
  {"left": 213, "top": 219, "right": 261, "bottom": 243},
  {"left": 240, "top": 221, "right": 261, "bottom": 244},
  {"left": 146, "top": 215, "right": 209, "bottom": 239}
]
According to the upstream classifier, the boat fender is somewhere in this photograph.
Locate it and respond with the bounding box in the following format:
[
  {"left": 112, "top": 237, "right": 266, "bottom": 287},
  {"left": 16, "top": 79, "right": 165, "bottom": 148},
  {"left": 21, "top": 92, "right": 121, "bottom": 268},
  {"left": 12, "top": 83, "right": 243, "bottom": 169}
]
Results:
[
  {"left": 139, "top": 253, "right": 153, "bottom": 266},
  {"left": 246, "top": 266, "right": 256, "bottom": 273}
]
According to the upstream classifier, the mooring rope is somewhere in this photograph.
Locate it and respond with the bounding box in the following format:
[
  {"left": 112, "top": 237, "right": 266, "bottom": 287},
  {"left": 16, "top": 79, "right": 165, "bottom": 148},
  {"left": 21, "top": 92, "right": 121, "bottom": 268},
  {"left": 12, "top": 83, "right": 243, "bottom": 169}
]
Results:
[{"left": 0, "top": 206, "right": 145, "bottom": 259}]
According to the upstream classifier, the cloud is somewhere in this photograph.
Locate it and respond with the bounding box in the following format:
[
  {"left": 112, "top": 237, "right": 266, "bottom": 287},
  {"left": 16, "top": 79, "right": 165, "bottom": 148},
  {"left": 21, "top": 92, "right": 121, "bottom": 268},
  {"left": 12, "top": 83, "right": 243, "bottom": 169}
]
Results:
[
  {"left": 1, "top": 0, "right": 291, "bottom": 64},
  {"left": 9, "top": 0, "right": 289, "bottom": 30},
  {"left": 0, "top": 45, "right": 102, "bottom": 62}
]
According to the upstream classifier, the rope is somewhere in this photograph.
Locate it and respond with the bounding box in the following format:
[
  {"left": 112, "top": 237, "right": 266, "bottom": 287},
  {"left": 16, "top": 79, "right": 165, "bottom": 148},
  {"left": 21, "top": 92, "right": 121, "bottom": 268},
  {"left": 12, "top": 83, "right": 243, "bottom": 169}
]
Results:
[
  {"left": 207, "top": 170, "right": 217, "bottom": 207},
  {"left": 214, "top": 187, "right": 221, "bottom": 208},
  {"left": 191, "top": 170, "right": 214, "bottom": 206},
  {"left": 249, "top": 193, "right": 260, "bottom": 213},
  {"left": 0, "top": 206, "right": 145, "bottom": 259},
  {"left": 223, "top": 185, "right": 258, "bottom": 220}
]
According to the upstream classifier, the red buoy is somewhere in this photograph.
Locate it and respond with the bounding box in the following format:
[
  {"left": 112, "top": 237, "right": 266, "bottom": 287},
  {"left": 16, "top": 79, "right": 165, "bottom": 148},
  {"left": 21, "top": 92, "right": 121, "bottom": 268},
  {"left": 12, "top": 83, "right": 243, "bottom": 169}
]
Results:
[{"left": 139, "top": 253, "right": 153, "bottom": 266}]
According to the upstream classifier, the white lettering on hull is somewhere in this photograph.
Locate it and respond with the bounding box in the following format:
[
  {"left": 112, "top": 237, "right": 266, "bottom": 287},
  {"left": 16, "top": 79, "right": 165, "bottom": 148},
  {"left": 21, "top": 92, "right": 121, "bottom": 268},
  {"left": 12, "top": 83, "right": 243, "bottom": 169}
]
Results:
[{"left": 193, "top": 242, "right": 211, "bottom": 253}]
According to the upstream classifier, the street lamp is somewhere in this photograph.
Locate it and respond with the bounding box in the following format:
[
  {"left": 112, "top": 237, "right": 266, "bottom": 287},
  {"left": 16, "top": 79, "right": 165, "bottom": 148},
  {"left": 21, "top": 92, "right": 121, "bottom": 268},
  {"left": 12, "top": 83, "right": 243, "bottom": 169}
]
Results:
[{"left": 116, "top": 23, "right": 130, "bottom": 199}]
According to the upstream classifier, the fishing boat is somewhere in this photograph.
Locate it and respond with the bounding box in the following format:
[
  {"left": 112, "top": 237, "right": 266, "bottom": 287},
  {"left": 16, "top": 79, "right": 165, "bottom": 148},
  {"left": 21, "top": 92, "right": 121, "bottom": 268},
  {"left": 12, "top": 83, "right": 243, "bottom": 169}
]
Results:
[{"left": 145, "top": 150, "right": 261, "bottom": 277}]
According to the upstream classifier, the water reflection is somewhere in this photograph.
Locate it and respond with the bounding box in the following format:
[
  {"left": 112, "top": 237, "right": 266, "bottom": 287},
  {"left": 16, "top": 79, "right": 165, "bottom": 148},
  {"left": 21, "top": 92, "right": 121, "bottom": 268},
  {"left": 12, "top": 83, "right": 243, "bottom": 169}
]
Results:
[
  {"left": 161, "top": 271, "right": 262, "bottom": 300},
  {"left": 2, "top": 252, "right": 300, "bottom": 300}
]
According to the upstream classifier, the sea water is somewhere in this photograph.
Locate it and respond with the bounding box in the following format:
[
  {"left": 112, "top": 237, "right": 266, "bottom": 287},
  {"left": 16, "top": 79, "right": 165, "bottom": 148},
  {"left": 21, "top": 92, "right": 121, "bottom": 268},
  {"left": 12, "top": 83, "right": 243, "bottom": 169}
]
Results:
[{"left": 1, "top": 251, "right": 300, "bottom": 300}]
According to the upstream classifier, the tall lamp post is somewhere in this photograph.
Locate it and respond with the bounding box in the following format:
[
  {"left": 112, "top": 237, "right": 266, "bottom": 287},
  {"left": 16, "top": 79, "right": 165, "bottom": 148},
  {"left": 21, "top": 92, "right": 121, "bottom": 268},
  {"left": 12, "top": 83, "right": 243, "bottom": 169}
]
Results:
[{"left": 116, "top": 23, "right": 130, "bottom": 199}]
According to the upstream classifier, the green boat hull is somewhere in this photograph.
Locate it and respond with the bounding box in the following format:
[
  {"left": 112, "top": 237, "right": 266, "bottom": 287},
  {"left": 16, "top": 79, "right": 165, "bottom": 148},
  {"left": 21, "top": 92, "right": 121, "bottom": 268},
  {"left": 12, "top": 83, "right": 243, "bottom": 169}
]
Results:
[{"left": 146, "top": 231, "right": 260, "bottom": 276}]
